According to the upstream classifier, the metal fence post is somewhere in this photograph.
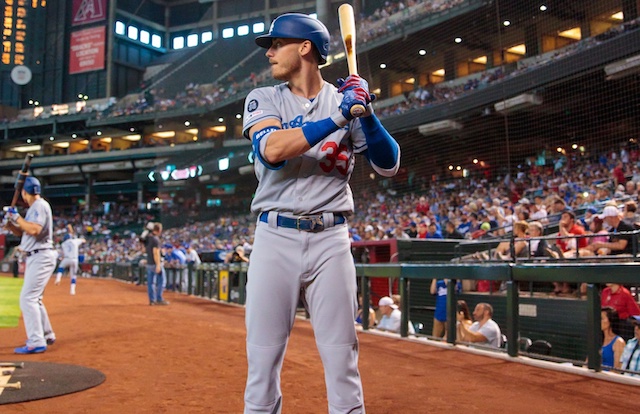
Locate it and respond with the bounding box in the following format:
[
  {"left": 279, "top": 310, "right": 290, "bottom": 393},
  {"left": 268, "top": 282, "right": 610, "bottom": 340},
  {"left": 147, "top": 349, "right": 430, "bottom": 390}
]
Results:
[
  {"left": 400, "top": 277, "right": 409, "bottom": 337},
  {"left": 446, "top": 279, "right": 456, "bottom": 344},
  {"left": 506, "top": 279, "right": 519, "bottom": 357},
  {"left": 362, "top": 275, "right": 370, "bottom": 330},
  {"left": 586, "top": 283, "right": 602, "bottom": 371}
]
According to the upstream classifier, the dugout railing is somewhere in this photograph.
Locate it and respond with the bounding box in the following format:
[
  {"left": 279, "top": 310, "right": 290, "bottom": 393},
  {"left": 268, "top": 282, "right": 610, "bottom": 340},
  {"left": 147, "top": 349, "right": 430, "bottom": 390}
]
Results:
[{"left": 89, "top": 258, "right": 640, "bottom": 375}]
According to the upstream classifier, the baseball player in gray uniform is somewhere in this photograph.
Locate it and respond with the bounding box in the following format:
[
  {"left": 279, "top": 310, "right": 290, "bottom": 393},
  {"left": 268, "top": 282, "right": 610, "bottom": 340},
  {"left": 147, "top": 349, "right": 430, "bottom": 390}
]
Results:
[
  {"left": 54, "top": 227, "right": 86, "bottom": 295},
  {"left": 4, "top": 176, "right": 59, "bottom": 354},
  {"left": 242, "top": 13, "right": 400, "bottom": 414}
]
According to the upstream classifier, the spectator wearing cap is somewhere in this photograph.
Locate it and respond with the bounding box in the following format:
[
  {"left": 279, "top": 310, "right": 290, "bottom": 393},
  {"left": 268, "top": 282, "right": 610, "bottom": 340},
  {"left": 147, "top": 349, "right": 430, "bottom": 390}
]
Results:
[
  {"left": 363, "top": 225, "right": 377, "bottom": 241},
  {"left": 406, "top": 221, "right": 418, "bottom": 238},
  {"left": 375, "top": 296, "right": 415, "bottom": 335},
  {"left": 416, "top": 221, "right": 429, "bottom": 239},
  {"left": 584, "top": 206, "right": 636, "bottom": 256},
  {"left": 620, "top": 315, "right": 640, "bottom": 376}
]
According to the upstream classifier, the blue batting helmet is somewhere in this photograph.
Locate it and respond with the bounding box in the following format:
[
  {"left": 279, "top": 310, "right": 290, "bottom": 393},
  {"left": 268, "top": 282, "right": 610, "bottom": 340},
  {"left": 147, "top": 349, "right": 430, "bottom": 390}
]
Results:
[
  {"left": 63, "top": 234, "right": 72, "bottom": 241},
  {"left": 22, "top": 176, "right": 41, "bottom": 195},
  {"left": 255, "top": 13, "right": 330, "bottom": 64}
]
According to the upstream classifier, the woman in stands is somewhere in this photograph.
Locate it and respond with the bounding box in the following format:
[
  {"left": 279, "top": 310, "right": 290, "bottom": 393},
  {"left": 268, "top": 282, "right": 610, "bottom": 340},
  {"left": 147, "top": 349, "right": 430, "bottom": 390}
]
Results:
[
  {"left": 455, "top": 300, "right": 474, "bottom": 342},
  {"left": 601, "top": 306, "right": 626, "bottom": 370},
  {"left": 492, "top": 220, "right": 529, "bottom": 260}
]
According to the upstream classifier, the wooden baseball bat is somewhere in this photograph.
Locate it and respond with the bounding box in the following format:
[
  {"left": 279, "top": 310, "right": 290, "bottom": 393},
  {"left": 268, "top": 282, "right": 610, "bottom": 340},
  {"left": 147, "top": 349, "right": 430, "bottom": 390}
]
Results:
[
  {"left": 0, "top": 382, "right": 21, "bottom": 389},
  {"left": 11, "top": 153, "right": 34, "bottom": 207},
  {"left": 338, "top": 3, "right": 365, "bottom": 117}
]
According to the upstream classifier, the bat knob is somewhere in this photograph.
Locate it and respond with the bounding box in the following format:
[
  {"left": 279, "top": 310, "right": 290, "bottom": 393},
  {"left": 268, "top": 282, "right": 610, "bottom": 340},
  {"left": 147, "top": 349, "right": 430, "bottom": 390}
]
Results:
[{"left": 350, "top": 104, "right": 366, "bottom": 117}]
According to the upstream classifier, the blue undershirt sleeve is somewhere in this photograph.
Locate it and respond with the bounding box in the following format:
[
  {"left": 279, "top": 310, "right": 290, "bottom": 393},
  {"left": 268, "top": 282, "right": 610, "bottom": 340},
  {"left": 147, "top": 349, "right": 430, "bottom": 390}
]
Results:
[{"left": 359, "top": 115, "right": 399, "bottom": 170}]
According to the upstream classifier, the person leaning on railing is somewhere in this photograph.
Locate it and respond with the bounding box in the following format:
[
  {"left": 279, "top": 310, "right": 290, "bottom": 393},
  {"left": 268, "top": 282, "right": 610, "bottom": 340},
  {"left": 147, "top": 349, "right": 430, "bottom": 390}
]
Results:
[{"left": 582, "top": 206, "right": 635, "bottom": 256}]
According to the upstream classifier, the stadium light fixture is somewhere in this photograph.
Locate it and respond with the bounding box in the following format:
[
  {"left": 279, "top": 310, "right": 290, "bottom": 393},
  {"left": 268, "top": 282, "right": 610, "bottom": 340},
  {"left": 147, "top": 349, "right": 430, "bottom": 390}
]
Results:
[
  {"left": 611, "top": 12, "right": 623, "bottom": 20},
  {"left": 49, "top": 136, "right": 54, "bottom": 141},
  {"left": 184, "top": 120, "right": 191, "bottom": 126},
  {"left": 13, "top": 144, "right": 41, "bottom": 152},
  {"left": 540, "top": 5, "right": 547, "bottom": 12},
  {"left": 72, "top": 133, "right": 78, "bottom": 138},
  {"left": 572, "top": 144, "right": 578, "bottom": 149},
  {"left": 236, "top": 114, "right": 242, "bottom": 119},
  {"left": 218, "top": 117, "right": 224, "bottom": 122},
  {"left": 454, "top": 37, "right": 462, "bottom": 43},
  {"left": 379, "top": 63, "right": 387, "bottom": 69},
  {"left": 503, "top": 21, "right": 511, "bottom": 27},
  {"left": 448, "top": 165, "right": 453, "bottom": 170},
  {"left": 473, "top": 159, "right": 478, "bottom": 164},
  {"left": 26, "top": 138, "right": 31, "bottom": 144},
  {"left": 418, "top": 49, "right": 427, "bottom": 56},
  {"left": 96, "top": 131, "right": 102, "bottom": 136},
  {"left": 218, "top": 157, "right": 230, "bottom": 171}
]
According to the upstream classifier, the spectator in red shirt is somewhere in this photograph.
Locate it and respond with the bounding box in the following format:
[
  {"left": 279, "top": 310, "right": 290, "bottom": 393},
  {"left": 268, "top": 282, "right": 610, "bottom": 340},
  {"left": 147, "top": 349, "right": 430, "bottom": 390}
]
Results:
[
  {"left": 416, "top": 196, "right": 430, "bottom": 215},
  {"left": 602, "top": 283, "right": 640, "bottom": 320},
  {"left": 553, "top": 211, "right": 588, "bottom": 294},
  {"left": 556, "top": 211, "right": 589, "bottom": 253},
  {"left": 613, "top": 161, "right": 626, "bottom": 186},
  {"left": 602, "top": 283, "right": 640, "bottom": 340}
]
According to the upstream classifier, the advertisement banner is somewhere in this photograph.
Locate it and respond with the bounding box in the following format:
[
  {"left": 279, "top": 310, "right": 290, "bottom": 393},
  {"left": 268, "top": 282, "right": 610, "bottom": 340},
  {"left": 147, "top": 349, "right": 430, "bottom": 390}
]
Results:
[
  {"left": 69, "top": 26, "right": 106, "bottom": 75},
  {"left": 72, "top": 0, "right": 108, "bottom": 26}
]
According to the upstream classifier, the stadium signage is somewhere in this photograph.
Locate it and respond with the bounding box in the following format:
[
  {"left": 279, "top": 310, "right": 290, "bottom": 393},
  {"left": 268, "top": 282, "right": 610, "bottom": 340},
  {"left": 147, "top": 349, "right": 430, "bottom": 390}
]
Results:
[{"left": 147, "top": 165, "right": 203, "bottom": 182}]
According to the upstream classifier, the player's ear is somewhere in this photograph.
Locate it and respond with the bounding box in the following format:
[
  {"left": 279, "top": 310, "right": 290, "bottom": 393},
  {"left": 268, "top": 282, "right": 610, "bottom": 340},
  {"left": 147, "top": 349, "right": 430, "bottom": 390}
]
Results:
[{"left": 299, "top": 40, "right": 315, "bottom": 62}]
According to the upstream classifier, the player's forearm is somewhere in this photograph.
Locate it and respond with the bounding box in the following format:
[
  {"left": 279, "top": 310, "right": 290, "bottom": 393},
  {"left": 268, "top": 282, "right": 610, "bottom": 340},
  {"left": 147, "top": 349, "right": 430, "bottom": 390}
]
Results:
[
  {"left": 359, "top": 114, "right": 400, "bottom": 175},
  {"left": 263, "top": 129, "right": 312, "bottom": 164},
  {"left": 13, "top": 218, "right": 42, "bottom": 236}
]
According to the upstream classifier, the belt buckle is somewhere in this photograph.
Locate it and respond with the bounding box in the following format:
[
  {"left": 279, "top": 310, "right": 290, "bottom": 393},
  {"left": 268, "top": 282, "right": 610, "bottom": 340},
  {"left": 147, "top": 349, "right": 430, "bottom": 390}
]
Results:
[{"left": 297, "top": 216, "right": 324, "bottom": 232}]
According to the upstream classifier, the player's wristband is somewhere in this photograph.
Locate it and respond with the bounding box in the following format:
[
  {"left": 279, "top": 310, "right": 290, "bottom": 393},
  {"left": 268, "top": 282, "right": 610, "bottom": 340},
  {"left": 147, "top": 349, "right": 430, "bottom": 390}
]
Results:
[{"left": 301, "top": 112, "right": 348, "bottom": 147}]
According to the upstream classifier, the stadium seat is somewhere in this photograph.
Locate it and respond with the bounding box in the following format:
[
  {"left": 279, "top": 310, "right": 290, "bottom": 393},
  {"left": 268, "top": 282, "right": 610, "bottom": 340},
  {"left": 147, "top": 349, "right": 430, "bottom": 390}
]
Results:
[
  {"left": 518, "top": 337, "right": 533, "bottom": 352},
  {"left": 527, "top": 339, "right": 552, "bottom": 356}
]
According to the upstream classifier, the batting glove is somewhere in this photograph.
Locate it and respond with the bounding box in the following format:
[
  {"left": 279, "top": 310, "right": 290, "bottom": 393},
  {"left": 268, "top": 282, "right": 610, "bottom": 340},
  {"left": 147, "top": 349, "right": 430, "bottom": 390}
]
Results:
[
  {"left": 338, "top": 87, "right": 370, "bottom": 121},
  {"left": 3, "top": 206, "right": 20, "bottom": 223},
  {"left": 337, "top": 75, "right": 369, "bottom": 94}
]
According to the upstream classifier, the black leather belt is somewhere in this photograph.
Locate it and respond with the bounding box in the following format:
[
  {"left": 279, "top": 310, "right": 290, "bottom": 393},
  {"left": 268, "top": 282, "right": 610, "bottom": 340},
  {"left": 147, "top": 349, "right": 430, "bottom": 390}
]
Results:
[
  {"left": 259, "top": 212, "right": 345, "bottom": 232},
  {"left": 26, "top": 248, "right": 54, "bottom": 257}
]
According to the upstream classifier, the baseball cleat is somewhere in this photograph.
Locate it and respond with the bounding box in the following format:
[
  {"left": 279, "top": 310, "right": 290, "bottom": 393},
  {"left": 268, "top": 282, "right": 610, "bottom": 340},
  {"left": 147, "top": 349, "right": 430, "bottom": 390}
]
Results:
[
  {"left": 14, "top": 345, "right": 46, "bottom": 354},
  {"left": 46, "top": 338, "right": 56, "bottom": 345},
  {"left": 156, "top": 300, "right": 170, "bottom": 306}
]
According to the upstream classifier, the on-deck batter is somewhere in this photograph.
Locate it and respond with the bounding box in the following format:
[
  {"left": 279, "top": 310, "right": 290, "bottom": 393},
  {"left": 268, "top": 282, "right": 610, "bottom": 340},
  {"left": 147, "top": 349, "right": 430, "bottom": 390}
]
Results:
[
  {"left": 4, "top": 176, "right": 59, "bottom": 354},
  {"left": 55, "top": 226, "right": 86, "bottom": 295},
  {"left": 242, "top": 13, "right": 400, "bottom": 414}
]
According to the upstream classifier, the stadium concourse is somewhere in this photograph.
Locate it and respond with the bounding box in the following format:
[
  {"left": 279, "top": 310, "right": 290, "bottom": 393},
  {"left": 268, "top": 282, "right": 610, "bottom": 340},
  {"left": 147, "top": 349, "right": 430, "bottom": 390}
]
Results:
[{"left": 0, "top": 274, "right": 638, "bottom": 413}]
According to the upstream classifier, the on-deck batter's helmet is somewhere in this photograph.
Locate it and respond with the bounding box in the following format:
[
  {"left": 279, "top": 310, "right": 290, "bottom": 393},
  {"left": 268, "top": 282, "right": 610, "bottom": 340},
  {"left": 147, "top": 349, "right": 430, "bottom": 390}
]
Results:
[
  {"left": 255, "top": 13, "right": 330, "bottom": 64},
  {"left": 22, "top": 176, "right": 41, "bottom": 195}
]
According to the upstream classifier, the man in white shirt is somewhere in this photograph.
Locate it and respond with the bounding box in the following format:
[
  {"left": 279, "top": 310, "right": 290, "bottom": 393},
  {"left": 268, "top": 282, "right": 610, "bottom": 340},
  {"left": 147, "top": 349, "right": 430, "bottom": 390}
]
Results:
[
  {"left": 456, "top": 302, "right": 502, "bottom": 347},
  {"left": 375, "top": 296, "right": 415, "bottom": 334}
]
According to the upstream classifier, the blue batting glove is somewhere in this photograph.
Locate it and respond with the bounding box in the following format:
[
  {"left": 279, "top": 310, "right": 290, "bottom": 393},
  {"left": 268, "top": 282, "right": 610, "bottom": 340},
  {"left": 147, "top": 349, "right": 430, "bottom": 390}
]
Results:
[
  {"left": 339, "top": 87, "right": 370, "bottom": 120},
  {"left": 3, "top": 206, "right": 20, "bottom": 223},
  {"left": 337, "top": 75, "right": 369, "bottom": 94}
]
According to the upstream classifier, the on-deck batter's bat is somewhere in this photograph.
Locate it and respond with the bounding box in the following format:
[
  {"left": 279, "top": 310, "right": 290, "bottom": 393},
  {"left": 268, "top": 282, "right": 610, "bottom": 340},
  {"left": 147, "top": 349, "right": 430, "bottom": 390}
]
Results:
[
  {"left": 0, "top": 382, "right": 21, "bottom": 389},
  {"left": 11, "top": 153, "right": 34, "bottom": 207},
  {"left": 0, "top": 362, "right": 24, "bottom": 368},
  {"left": 338, "top": 3, "right": 365, "bottom": 117}
]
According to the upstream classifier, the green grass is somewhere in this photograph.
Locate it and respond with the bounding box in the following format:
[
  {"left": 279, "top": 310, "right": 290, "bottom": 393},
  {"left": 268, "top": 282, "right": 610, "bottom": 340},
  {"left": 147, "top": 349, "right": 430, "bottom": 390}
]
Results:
[{"left": 0, "top": 277, "right": 23, "bottom": 328}]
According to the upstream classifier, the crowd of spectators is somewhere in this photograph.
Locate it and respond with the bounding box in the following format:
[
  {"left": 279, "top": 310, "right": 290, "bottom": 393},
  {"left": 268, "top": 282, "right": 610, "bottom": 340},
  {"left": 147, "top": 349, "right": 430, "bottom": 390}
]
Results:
[{"left": 4, "top": 1, "right": 639, "bottom": 131}]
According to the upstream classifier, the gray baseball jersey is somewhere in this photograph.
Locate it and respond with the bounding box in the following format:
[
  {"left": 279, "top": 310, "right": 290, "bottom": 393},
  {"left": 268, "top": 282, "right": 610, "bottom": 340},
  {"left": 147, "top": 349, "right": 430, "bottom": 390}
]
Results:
[
  {"left": 19, "top": 197, "right": 58, "bottom": 349},
  {"left": 242, "top": 81, "right": 367, "bottom": 413},
  {"left": 243, "top": 82, "right": 367, "bottom": 215},
  {"left": 19, "top": 198, "right": 54, "bottom": 252}
]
